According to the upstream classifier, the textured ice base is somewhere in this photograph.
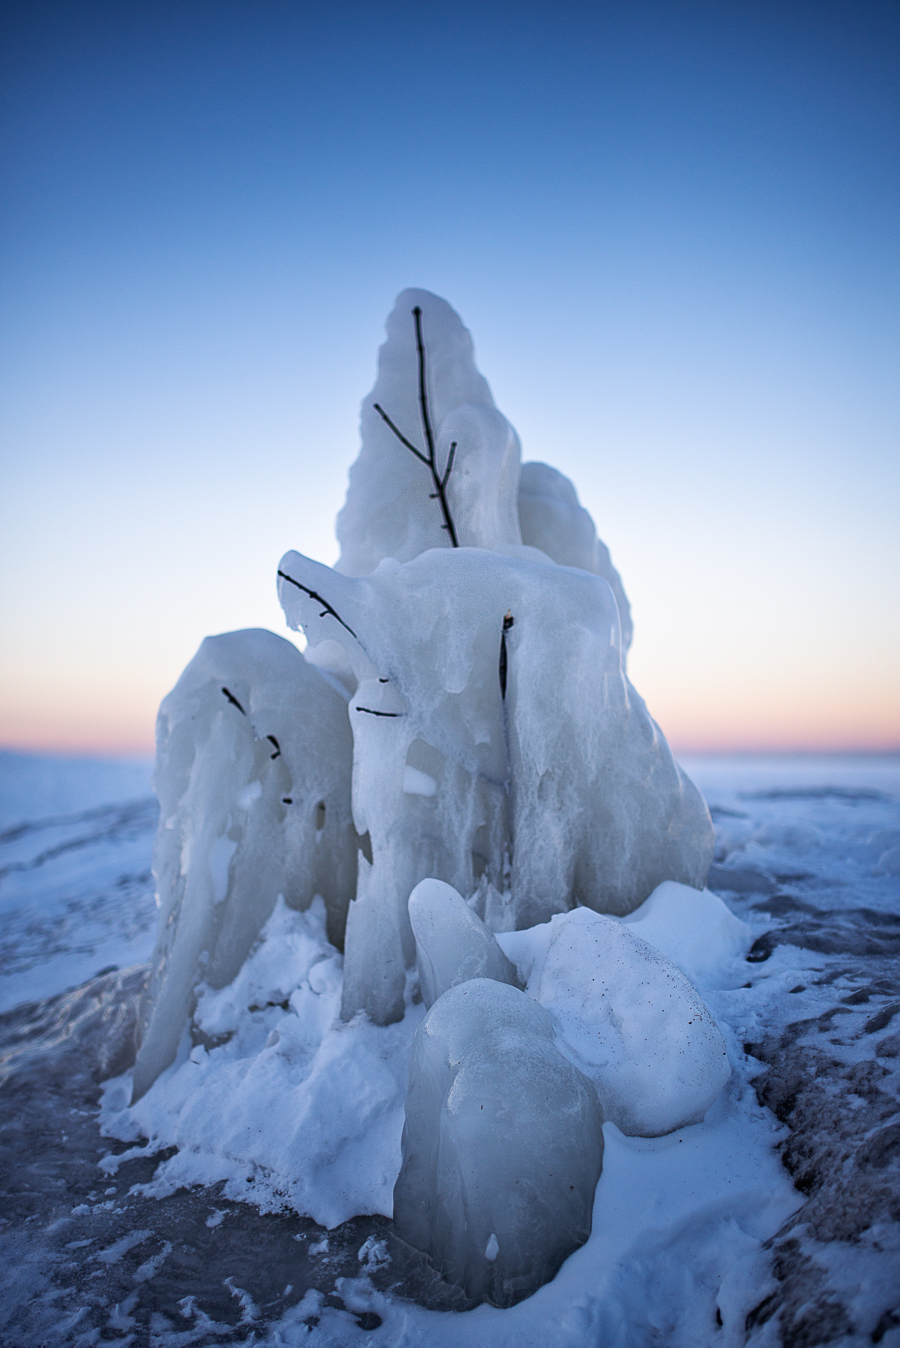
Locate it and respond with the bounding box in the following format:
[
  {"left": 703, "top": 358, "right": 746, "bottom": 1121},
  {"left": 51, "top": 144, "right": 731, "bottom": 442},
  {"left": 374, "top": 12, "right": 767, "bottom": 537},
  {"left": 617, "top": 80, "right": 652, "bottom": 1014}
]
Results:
[
  {"left": 393, "top": 979, "right": 604, "bottom": 1307},
  {"left": 96, "top": 881, "right": 737, "bottom": 1243},
  {"left": 4, "top": 754, "right": 899, "bottom": 1346},
  {"left": 103, "top": 897, "right": 423, "bottom": 1230}
]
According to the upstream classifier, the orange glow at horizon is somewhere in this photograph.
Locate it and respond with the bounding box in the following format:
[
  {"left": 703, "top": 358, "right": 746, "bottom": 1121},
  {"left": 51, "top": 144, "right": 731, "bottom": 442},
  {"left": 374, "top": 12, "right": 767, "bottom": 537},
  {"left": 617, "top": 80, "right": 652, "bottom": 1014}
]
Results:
[{"left": 2, "top": 655, "right": 898, "bottom": 760}]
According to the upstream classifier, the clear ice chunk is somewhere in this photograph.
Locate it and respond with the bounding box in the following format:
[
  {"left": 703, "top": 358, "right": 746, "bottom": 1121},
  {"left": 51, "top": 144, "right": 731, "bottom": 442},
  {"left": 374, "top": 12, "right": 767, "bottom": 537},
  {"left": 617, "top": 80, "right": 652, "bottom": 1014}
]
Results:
[
  {"left": 535, "top": 908, "right": 732, "bottom": 1136},
  {"left": 407, "top": 879, "right": 520, "bottom": 1009},
  {"left": 393, "top": 978, "right": 604, "bottom": 1306},
  {"left": 132, "top": 629, "right": 356, "bottom": 1101}
]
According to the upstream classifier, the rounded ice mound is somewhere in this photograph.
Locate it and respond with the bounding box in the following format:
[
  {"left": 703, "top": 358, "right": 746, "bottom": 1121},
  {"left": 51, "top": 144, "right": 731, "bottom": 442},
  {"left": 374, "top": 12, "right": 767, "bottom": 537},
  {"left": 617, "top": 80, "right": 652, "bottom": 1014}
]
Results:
[
  {"left": 408, "top": 878, "right": 520, "bottom": 1009},
  {"left": 535, "top": 907, "right": 731, "bottom": 1137},
  {"left": 393, "top": 978, "right": 604, "bottom": 1307}
]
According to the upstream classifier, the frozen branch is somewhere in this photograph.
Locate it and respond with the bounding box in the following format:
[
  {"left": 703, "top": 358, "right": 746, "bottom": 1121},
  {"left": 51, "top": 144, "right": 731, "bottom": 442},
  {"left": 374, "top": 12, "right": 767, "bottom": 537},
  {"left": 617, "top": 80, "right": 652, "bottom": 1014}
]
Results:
[
  {"left": 277, "top": 569, "right": 359, "bottom": 641},
  {"left": 372, "top": 306, "right": 460, "bottom": 548},
  {"left": 499, "top": 612, "right": 514, "bottom": 700}
]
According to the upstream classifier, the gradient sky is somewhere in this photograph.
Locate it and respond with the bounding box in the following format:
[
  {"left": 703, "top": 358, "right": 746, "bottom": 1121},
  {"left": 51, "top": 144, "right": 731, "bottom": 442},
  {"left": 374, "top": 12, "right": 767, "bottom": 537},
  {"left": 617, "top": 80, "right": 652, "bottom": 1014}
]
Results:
[{"left": 1, "top": 0, "right": 898, "bottom": 755}]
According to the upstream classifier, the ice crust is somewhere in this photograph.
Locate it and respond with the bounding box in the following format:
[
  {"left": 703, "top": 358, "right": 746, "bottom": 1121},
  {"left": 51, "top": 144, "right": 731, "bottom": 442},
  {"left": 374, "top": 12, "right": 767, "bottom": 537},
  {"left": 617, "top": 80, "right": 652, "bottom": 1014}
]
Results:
[
  {"left": 393, "top": 978, "right": 604, "bottom": 1307},
  {"left": 407, "top": 879, "right": 520, "bottom": 1009},
  {"left": 132, "top": 630, "right": 356, "bottom": 1101},
  {"left": 278, "top": 544, "right": 713, "bottom": 1024},
  {"left": 532, "top": 907, "right": 731, "bottom": 1136}
]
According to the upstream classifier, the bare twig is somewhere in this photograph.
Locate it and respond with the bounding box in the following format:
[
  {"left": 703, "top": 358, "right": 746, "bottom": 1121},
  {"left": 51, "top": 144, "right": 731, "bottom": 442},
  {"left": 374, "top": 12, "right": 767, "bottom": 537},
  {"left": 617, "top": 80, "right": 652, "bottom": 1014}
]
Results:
[
  {"left": 499, "top": 612, "right": 514, "bottom": 700},
  {"left": 373, "top": 404, "right": 428, "bottom": 464},
  {"left": 414, "top": 306, "right": 437, "bottom": 463},
  {"left": 277, "top": 569, "right": 358, "bottom": 641},
  {"left": 373, "top": 305, "right": 460, "bottom": 547},
  {"left": 221, "top": 687, "right": 246, "bottom": 715},
  {"left": 355, "top": 707, "right": 402, "bottom": 718},
  {"left": 441, "top": 442, "right": 457, "bottom": 490}
]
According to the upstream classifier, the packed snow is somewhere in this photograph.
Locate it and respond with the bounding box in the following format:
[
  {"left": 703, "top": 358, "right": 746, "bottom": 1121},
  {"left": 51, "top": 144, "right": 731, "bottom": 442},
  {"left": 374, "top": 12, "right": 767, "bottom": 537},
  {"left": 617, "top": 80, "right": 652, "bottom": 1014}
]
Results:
[{"left": 520, "top": 904, "right": 733, "bottom": 1137}]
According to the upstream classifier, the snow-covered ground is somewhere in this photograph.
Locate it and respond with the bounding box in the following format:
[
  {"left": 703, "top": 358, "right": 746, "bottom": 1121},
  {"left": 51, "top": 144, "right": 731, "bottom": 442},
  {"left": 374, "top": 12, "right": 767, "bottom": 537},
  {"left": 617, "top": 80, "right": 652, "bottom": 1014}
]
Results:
[{"left": 1, "top": 750, "right": 898, "bottom": 1347}]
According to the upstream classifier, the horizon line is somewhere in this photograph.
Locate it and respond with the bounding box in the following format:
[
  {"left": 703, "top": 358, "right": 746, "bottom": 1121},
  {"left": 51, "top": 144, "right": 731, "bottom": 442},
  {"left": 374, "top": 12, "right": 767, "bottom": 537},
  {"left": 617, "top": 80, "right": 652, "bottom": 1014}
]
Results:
[{"left": 2, "top": 742, "right": 899, "bottom": 764}]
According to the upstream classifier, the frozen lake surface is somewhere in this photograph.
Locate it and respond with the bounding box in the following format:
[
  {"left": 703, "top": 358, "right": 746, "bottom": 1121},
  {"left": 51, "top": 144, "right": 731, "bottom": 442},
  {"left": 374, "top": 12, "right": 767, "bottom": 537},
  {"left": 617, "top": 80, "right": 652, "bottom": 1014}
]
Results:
[{"left": 0, "top": 750, "right": 898, "bottom": 1347}]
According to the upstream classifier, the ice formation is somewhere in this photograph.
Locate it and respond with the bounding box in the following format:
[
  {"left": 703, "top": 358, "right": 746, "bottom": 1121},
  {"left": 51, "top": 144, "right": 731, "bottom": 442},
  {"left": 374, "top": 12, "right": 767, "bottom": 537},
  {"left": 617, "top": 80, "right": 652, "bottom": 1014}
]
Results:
[
  {"left": 132, "top": 630, "right": 356, "bottom": 1101},
  {"left": 335, "top": 289, "right": 522, "bottom": 574},
  {"left": 129, "top": 288, "right": 730, "bottom": 1306},
  {"left": 278, "top": 543, "right": 713, "bottom": 1024},
  {"left": 334, "top": 290, "right": 633, "bottom": 653},
  {"left": 531, "top": 907, "right": 731, "bottom": 1136},
  {"left": 517, "top": 460, "right": 633, "bottom": 654},
  {"left": 393, "top": 978, "right": 604, "bottom": 1307},
  {"left": 407, "top": 879, "right": 519, "bottom": 1009}
]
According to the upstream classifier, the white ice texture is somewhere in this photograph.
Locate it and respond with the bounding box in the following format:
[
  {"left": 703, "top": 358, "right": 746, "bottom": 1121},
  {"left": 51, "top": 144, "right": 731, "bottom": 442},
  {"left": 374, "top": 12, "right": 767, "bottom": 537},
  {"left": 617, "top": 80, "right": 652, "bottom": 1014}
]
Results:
[
  {"left": 407, "top": 879, "right": 520, "bottom": 1009},
  {"left": 334, "top": 290, "right": 632, "bottom": 655},
  {"left": 278, "top": 544, "right": 713, "bottom": 1025},
  {"left": 517, "top": 460, "right": 633, "bottom": 654},
  {"left": 132, "top": 630, "right": 356, "bottom": 1101},
  {"left": 393, "top": 978, "right": 604, "bottom": 1307},
  {"left": 533, "top": 907, "right": 731, "bottom": 1137},
  {"left": 336, "top": 289, "right": 523, "bottom": 573}
]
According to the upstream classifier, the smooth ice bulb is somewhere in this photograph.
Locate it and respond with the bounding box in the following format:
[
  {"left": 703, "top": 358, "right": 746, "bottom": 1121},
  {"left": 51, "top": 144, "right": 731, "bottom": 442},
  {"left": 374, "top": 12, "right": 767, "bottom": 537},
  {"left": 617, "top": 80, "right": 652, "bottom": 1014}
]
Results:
[
  {"left": 408, "top": 878, "right": 520, "bottom": 1008},
  {"left": 394, "top": 979, "right": 604, "bottom": 1307}
]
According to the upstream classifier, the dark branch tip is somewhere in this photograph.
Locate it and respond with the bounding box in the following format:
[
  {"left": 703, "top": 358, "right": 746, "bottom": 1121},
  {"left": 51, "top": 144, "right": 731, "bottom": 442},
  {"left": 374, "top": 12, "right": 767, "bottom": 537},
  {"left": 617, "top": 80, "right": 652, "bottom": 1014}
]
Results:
[{"left": 221, "top": 686, "right": 246, "bottom": 715}]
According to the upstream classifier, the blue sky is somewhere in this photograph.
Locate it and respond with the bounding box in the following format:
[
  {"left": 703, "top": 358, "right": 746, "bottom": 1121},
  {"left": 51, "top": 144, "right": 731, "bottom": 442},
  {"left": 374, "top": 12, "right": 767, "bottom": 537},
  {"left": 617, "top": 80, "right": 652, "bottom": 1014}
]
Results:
[{"left": 1, "top": 0, "right": 898, "bottom": 752}]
